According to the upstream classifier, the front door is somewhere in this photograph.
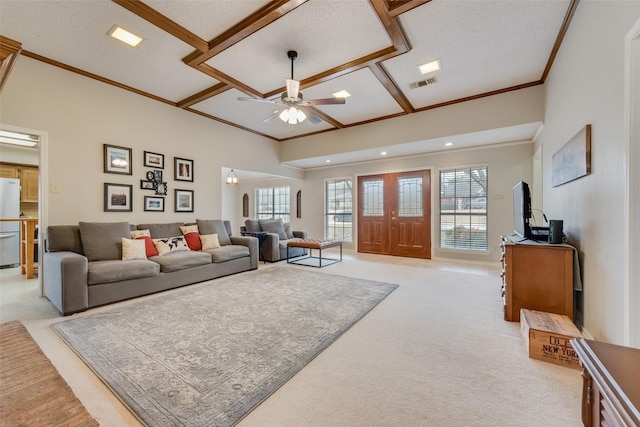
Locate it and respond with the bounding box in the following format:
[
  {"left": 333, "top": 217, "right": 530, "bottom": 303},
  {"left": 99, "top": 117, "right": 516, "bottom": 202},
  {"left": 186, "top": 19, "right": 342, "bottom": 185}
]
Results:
[{"left": 357, "top": 170, "right": 431, "bottom": 259}]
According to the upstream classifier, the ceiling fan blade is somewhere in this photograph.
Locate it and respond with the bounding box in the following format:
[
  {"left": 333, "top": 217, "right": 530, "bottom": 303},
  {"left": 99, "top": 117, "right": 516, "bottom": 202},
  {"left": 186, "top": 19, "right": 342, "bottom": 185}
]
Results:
[
  {"left": 285, "top": 79, "right": 300, "bottom": 100},
  {"left": 238, "top": 96, "right": 276, "bottom": 104},
  {"left": 307, "top": 98, "right": 346, "bottom": 105},
  {"left": 306, "top": 113, "right": 323, "bottom": 125},
  {"left": 262, "top": 111, "right": 281, "bottom": 123}
]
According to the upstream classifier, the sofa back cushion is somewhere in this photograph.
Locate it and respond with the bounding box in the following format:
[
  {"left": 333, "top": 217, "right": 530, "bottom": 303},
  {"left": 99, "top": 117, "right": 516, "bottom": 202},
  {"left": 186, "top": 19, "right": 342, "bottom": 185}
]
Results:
[
  {"left": 196, "top": 219, "right": 231, "bottom": 246},
  {"left": 259, "top": 218, "right": 288, "bottom": 240},
  {"left": 244, "top": 219, "right": 261, "bottom": 233},
  {"left": 46, "top": 225, "right": 83, "bottom": 254},
  {"left": 79, "top": 222, "right": 131, "bottom": 261},
  {"left": 137, "top": 222, "right": 183, "bottom": 238}
]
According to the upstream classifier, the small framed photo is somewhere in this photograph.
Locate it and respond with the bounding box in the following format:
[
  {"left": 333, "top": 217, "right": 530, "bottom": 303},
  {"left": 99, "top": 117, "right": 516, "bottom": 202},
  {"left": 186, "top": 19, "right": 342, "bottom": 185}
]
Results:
[
  {"left": 144, "top": 196, "right": 164, "bottom": 212},
  {"left": 155, "top": 181, "right": 168, "bottom": 196},
  {"left": 104, "top": 144, "right": 132, "bottom": 175},
  {"left": 175, "top": 189, "right": 194, "bottom": 212},
  {"left": 144, "top": 151, "right": 164, "bottom": 169},
  {"left": 146, "top": 171, "right": 155, "bottom": 181},
  {"left": 153, "top": 170, "right": 163, "bottom": 182},
  {"left": 175, "top": 157, "right": 193, "bottom": 182},
  {"left": 140, "top": 180, "right": 155, "bottom": 190},
  {"left": 104, "top": 183, "right": 132, "bottom": 212}
]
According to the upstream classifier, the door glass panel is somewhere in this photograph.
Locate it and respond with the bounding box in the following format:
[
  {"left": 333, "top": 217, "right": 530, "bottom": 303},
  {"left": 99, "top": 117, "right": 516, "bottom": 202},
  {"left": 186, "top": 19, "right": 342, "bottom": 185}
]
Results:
[
  {"left": 398, "top": 177, "right": 422, "bottom": 217},
  {"left": 362, "top": 180, "right": 384, "bottom": 216}
]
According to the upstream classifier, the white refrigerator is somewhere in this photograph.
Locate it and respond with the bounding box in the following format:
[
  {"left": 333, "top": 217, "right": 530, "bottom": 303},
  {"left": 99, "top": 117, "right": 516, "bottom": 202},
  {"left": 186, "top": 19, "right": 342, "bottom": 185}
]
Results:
[{"left": 0, "top": 178, "right": 20, "bottom": 268}]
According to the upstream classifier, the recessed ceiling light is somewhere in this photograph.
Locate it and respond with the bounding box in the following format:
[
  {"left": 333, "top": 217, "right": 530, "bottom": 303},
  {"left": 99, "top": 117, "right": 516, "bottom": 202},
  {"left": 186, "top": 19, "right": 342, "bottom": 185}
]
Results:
[
  {"left": 332, "top": 90, "right": 351, "bottom": 99},
  {"left": 108, "top": 25, "right": 142, "bottom": 47},
  {"left": 445, "top": 142, "right": 454, "bottom": 147},
  {"left": 380, "top": 151, "right": 387, "bottom": 156},
  {"left": 418, "top": 59, "right": 441, "bottom": 75},
  {"left": 325, "top": 159, "right": 332, "bottom": 163}
]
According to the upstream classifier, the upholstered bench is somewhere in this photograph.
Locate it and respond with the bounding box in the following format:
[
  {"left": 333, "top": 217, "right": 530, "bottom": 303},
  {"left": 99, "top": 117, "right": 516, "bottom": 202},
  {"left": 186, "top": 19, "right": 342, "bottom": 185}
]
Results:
[{"left": 286, "top": 239, "right": 342, "bottom": 268}]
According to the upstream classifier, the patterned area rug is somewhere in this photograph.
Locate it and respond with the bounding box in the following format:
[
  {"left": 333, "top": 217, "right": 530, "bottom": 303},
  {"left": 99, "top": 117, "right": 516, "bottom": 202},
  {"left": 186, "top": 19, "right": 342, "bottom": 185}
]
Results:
[
  {"left": 0, "top": 320, "right": 98, "bottom": 427},
  {"left": 52, "top": 267, "right": 398, "bottom": 427}
]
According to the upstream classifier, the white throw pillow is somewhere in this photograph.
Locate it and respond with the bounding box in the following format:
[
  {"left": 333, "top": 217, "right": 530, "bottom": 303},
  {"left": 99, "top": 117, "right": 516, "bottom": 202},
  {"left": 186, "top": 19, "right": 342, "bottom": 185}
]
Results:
[
  {"left": 179, "top": 224, "right": 199, "bottom": 234},
  {"left": 152, "top": 236, "right": 190, "bottom": 256},
  {"left": 121, "top": 238, "right": 147, "bottom": 260},
  {"left": 200, "top": 234, "right": 220, "bottom": 250}
]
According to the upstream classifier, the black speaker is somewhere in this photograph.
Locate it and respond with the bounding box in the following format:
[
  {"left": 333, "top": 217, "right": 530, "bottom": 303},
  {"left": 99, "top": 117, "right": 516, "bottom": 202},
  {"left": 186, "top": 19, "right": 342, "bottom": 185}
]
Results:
[{"left": 549, "top": 220, "right": 564, "bottom": 244}]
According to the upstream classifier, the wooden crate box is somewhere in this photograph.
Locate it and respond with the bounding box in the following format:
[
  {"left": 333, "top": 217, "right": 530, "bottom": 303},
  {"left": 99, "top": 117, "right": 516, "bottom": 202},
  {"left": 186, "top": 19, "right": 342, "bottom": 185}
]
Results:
[{"left": 520, "top": 309, "right": 582, "bottom": 369}]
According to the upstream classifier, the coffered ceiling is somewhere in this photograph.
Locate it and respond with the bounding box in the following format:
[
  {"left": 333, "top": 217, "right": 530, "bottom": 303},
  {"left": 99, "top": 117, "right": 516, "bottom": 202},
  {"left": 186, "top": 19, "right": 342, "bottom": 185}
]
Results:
[{"left": 1, "top": 0, "right": 577, "bottom": 160}]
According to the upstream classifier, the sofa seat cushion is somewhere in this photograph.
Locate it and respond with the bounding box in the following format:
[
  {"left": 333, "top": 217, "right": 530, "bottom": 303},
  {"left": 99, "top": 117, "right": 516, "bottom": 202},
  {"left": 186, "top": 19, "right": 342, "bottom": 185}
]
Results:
[
  {"left": 203, "top": 245, "right": 249, "bottom": 263},
  {"left": 88, "top": 260, "right": 160, "bottom": 285},
  {"left": 149, "top": 251, "right": 212, "bottom": 273}
]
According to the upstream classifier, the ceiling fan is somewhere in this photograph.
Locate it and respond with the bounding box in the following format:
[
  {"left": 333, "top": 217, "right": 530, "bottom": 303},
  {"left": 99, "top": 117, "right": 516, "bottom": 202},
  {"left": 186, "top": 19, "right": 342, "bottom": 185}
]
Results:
[{"left": 237, "top": 50, "right": 346, "bottom": 125}]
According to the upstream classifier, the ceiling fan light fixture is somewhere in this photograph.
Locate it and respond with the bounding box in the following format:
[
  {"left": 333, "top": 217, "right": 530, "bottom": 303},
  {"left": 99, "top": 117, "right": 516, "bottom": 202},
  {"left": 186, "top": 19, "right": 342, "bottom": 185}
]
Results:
[{"left": 280, "top": 106, "right": 306, "bottom": 124}]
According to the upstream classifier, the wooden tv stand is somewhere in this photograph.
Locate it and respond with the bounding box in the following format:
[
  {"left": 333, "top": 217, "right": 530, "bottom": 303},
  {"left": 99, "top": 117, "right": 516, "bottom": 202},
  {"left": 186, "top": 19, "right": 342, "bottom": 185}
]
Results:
[{"left": 500, "top": 235, "right": 574, "bottom": 322}]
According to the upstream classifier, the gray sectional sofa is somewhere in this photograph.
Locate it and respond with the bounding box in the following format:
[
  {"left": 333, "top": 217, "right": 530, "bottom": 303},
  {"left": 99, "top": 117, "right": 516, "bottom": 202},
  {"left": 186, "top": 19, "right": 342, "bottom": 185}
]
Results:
[{"left": 44, "top": 219, "right": 258, "bottom": 316}]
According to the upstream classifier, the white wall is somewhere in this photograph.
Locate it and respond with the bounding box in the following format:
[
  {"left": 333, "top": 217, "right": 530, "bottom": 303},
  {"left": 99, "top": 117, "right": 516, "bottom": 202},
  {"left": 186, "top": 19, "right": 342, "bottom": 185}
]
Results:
[
  {"left": 536, "top": 1, "right": 640, "bottom": 345},
  {"left": 0, "top": 57, "right": 301, "bottom": 228}
]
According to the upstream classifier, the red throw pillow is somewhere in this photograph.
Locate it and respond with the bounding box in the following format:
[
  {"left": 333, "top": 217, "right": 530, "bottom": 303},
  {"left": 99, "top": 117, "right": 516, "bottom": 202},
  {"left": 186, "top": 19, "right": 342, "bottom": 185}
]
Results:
[
  {"left": 135, "top": 235, "right": 159, "bottom": 257},
  {"left": 183, "top": 231, "right": 202, "bottom": 251}
]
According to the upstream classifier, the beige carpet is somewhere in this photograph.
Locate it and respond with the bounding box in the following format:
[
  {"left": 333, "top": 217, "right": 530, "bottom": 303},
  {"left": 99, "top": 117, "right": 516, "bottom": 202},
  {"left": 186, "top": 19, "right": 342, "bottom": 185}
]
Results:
[
  {"left": 2, "top": 253, "right": 583, "bottom": 426},
  {"left": 0, "top": 320, "right": 98, "bottom": 427}
]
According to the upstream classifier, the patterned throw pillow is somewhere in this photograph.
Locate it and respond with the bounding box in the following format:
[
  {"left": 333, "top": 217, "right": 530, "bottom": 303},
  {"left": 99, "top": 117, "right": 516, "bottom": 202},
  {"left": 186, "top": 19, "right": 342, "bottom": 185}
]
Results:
[
  {"left": 200, "top": 234, "right": 220, "bottom": 250},
  {"left": 130, "top": 229, "right": 151, "bottom": 238},
  {"left": 121, "top": 238, "right": 147, "bottom": 260},
  {"left": 152, "top": 236, "right": 190, "bottom": 256},
  {"left": 135, "top": 236, "right": 159, "bottom": 257},
  {"left": 179, "top": 225, "right": 202, "bottom": 251}
]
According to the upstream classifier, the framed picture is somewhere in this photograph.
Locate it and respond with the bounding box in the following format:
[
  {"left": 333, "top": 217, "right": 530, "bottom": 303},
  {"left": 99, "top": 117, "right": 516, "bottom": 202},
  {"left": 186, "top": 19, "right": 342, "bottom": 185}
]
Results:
[
  {"left": 104, "top": 144, "right": 132, "bottom": 175},
  {"left": 140, "top": 180, "right": 155, "bottom": 190},
  {"left": 153, "top": 170, "right": 163, "bottom": 182},
  {"left": 104, "top": 183, "right": 132, "bottom": 212},
  {"left": 144, "top": 196, "right": 164, "bottom": 212},
  {"left": 144, "top": 151, "right": 164, "bottom": 169},
  {"left": 155, "top": 181, "right": 168, "bottom": 196},
  {"left": 175, "top": 157, "right": 193, "bottom": 182},
  {"left": 175, "top": 189, "right": 194, "bottom": 212},
  {"left": 552, "top": 124, "right": 592, "bottom": 187}
]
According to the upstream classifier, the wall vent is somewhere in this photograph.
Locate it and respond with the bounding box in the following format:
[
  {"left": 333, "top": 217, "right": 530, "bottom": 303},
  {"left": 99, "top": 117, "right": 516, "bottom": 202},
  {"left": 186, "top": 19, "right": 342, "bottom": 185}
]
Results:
[{"left": 409, "top": 76, "right": 438, "bottom": 89}]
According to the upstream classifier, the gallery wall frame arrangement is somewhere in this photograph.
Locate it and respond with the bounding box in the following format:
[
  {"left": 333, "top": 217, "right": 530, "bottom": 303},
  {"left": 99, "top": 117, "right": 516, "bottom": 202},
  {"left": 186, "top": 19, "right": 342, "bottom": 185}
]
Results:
[
  {"left": 175, "top": 189, "right": 194, "bottom": 212},
  {"left": 104, "top": 183, "right": 133, "bottom": 212},
  {"left": 144, "top": 196, "right": 164, "bottom": 212},
  {"left": 143, "top": 151, "right": 164, "bottom": 169},
  {"left": 104, "top": 144, "right": 132, "bottom": 175},
  {"left": 174, "top": 157, "right": 194, "bottom": 182}
]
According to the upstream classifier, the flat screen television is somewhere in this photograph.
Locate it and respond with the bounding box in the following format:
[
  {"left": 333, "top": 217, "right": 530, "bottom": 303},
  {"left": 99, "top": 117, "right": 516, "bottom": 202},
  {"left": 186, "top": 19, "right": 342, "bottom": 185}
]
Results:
[{"left": 513, "top": 180, "right": 532, "bottom": 238}]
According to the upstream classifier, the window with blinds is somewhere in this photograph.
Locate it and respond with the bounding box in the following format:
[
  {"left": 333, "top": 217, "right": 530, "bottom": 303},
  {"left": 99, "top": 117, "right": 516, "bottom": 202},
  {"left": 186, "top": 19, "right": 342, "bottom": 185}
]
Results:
[
  {"left": 255, "top": 186, "right": 290, "bottom": 223},
  {"left": 439, "top": 166, "right": 488, "bottom": 251},
  {"left": 325, "top": 178, "right": 352, "bottom": 241}
]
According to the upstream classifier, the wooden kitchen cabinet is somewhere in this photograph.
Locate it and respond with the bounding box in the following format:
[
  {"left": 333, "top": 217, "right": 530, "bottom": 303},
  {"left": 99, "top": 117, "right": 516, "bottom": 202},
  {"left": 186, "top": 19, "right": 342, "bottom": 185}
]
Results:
[
  {"left": 0, "top": 164, "right": 19, "bottom": 178},
  {"left": 500, "top": 235, "right": 574, "bottom": 322},
  {"left": 19, "top": 166, "right": 38, "bottom": 202}
]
